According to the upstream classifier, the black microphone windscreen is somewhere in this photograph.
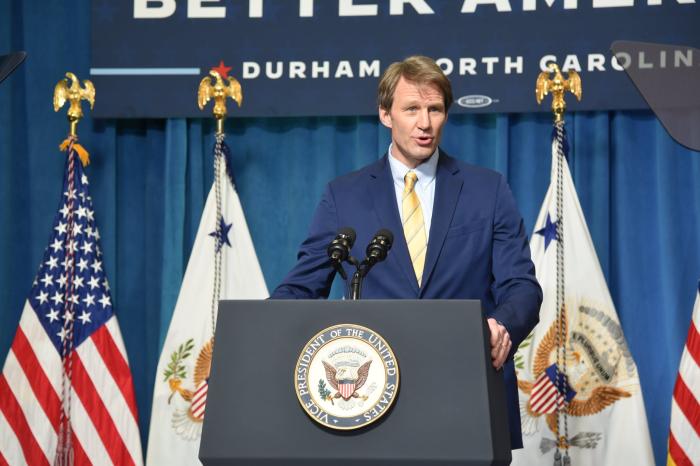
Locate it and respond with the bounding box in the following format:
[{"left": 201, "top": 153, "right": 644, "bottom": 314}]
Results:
[
  {"left": 376, "top": 229, "right": 393, "bottom": 246},
  {"left": 338, "top": 227, "right": 356, "bottom": 247}
]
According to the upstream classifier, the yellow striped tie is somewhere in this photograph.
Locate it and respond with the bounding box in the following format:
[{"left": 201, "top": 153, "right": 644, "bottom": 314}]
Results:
[{"left": 402, "top": 172, "right": 427, "bottom": 287}]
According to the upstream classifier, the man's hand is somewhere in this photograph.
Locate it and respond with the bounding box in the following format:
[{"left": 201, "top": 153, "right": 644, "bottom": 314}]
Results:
[{"left": 487, "top": 318, "right": 511, "bottom": 370}]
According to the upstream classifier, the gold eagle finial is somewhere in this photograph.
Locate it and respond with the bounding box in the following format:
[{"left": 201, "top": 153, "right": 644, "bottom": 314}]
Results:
[
  {"left": 53, "top": 72, "right": 95, "bottom": 137},
  {"left": 198, "top": 69, "right": 243, "bottom": 135},
  {"left": 535, "top": 63, "right": 581, "bottom": 123}
]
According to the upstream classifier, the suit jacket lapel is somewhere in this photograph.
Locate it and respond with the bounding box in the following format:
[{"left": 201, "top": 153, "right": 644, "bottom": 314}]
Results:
[
  {"left": 420, "top": 151, "right": 463, "bottom": 295},
  {"left": 368, "top": 155, "right": 420, "bottom": 294}
]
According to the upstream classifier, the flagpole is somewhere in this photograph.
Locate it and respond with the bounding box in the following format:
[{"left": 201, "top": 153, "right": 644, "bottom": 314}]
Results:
[
  {"left": 197, "top": 68, "right": 244, "bottom": 340},
  {"left": 51, "top": 72, "right": 95, "bottom": 466},
  {"left": 535, "top": 63, "right": 582, "bottom": 466}
]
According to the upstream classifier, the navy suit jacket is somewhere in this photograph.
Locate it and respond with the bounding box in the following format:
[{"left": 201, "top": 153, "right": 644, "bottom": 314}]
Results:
[{"left": 272, "top": 150, "right": 542, "bottom": 448}]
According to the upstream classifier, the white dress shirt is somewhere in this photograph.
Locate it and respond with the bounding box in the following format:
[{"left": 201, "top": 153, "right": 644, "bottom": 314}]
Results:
[{"left": 387, "top": 144, "right": 439, "bottom": 241}]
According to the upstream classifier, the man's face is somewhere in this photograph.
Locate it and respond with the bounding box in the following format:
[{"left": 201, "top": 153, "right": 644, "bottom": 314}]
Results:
[{"left": 379, "top": 77, "right": 447, "bottom": 168}]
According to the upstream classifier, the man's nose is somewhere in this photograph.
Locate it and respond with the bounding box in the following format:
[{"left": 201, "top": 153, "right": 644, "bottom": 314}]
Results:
[{"left": 416, "top": 109, "right": 431, "bottom": 130}]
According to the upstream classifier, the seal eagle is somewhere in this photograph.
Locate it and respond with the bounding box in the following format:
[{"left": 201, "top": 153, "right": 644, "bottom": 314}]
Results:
[{"left": 322, "top": 360, "right": 372, "bottom": 401}]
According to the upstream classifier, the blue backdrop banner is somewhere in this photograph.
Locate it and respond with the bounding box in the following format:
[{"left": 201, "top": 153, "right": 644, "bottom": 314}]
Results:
[{"left": 90, "top": 0, "right": 700, "bottom": 117}]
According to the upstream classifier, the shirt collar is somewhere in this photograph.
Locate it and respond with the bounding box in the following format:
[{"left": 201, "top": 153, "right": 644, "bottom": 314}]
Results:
[{"left": 387, "top": 144, "right": 439, "bottom": 189}]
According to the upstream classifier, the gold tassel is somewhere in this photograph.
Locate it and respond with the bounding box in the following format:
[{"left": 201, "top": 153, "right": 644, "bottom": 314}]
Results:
[{"left": 59, "top": 138, "right": 90, "bottom": 167}]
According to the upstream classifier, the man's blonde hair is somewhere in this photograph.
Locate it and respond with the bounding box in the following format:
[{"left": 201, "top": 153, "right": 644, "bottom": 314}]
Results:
[{"left": 377, "top": 56, "right": 453, "bottom": 112}]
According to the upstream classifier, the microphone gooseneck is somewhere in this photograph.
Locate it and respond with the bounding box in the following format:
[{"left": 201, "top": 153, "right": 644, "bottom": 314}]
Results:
[{"left": 349, "top": 228, "right": 394, "bottom": 300}]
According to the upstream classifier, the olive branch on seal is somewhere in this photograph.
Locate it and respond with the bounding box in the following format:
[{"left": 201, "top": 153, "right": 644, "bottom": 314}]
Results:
[
  {"left": 163, "top": 338, "right": 195, "bottom": 382},
  {"left": 318, "top": 379, "right": 334, "bottom": 405}
]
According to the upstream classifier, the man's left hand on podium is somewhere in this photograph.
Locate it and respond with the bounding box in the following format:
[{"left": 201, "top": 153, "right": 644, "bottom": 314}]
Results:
[{"left": 487, "top": 318, "right": 511, "bottom": 370}]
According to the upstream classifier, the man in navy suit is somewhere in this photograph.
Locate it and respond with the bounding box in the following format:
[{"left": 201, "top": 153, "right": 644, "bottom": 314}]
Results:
[{"left": 271, "top": 56, "right": 541, "bottom": 449}]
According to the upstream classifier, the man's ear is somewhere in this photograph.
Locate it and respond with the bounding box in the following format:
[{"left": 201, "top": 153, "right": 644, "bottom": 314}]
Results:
[{"left": 378, "top": 107, "right": 392, "bottom": 129}]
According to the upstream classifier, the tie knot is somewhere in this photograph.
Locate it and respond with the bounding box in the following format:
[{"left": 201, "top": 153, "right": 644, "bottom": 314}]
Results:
[{"left": 404, "top": 172, "right": 418, "bottom": 192}]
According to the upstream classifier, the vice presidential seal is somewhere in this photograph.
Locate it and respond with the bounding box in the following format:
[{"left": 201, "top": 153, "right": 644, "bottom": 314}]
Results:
[{"left": 294, "top": 324, "right": 399, "bottom": 430}]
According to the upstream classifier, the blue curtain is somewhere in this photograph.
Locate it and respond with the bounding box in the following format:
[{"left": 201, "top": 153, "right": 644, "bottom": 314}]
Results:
[{"left": 2, "top": 2, "right": 699, "bottom": 465}]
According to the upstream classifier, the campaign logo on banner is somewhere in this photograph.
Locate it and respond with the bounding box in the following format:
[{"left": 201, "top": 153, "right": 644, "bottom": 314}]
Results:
[{"left": 91, "top": 0, "right": 699, "bottom": 118}]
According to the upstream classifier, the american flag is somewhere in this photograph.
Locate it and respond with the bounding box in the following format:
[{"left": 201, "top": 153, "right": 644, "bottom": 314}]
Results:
[
  {"left": 0, "top": 148, "right": 143, "bottom": 465},
  {"left": 668, "top": 284, "right": 700, "bottom": 466}
]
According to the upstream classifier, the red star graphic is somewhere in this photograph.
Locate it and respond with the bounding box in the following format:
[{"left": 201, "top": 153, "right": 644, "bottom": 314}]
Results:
[{"left": 211, "top": 60, "right": 232, "bottom": 79}]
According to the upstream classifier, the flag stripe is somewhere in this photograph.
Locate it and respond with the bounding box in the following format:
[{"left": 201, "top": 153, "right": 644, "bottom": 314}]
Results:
[
  {"left": 670, "top": 398, "right": 700, "bottom": 464},
  {"left": 0, "top": 449, "right": 8, "bottom": 466},
  {"left": 192, "top": 386, "right": 207, "bottom": 404},
  {"left": 530, "top": 386, "right": 554, "bottom": 410},
  {"left": 10, "top": 328, "right": 61, "bottom": 431},
  {"left": 2, "top": 351, "right": 57, "bottom": 462},
  {"left": 105, "top": 318, "right": 129, "bottom": 367},
  {"left": 70, "top": 429, "right": 90, "bottom": 466},
  {"left": 91, "top": 322, "right": 139, "bottom": 421},
  {"left": 530, "top": 376, "right": 557, "bottom": 405},
  {"left": 0, "top": 408, "right": 27, "bottom": 466},
  {"left": 685, "top": 320, "right": 700, "bottom": 367},
  {"left": 70, "top": 353, "right": 136, "bottom": 466},
  {"left": 674, "top": 373, "right": 700, "bottom": 438},
  {"left": 533, "top": 389, "right": 558, "bottom": 413},
  {"left": 191, "top": 384, "right": 208, "bottom": 417},
  {"left": 0, "top": 375, "right": 50, "bottom": 466},
  {"left": 529, "top": 376, "right": 551, "bottom": 404},
  {"left": 21, "top": 304, "right": 62, "bottom": 392},
  {"left": 78, "top": 336, "right": 143, "bottom": 464},
  {"left": 68, "top": 384, "right": 113, "bottom": 466},
  {"left": 668, "top": 431, "right": 693, "bottom": 466},
  {"left": 539, "top": 392, "right": 560, "bottom": 414}
]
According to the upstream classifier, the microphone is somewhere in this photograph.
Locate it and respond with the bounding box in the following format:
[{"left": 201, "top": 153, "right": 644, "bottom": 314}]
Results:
[
  {"left": 328, "top": 227, "right": 356, "bottom": 262},
  {"left": 366, "top": 229, "right": 394, "bottom": 264},
  {"left": 328, "top": 227, "right": 356, "bottom": 280}
]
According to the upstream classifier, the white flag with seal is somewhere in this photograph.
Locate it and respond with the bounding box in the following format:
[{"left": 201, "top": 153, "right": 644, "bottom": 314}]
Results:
[
  {"left": 511, "top": 126, "right": 654, "bottom": 465},
  {"left": 146, "top": 137, "right": 268, "bottom": 465}
]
